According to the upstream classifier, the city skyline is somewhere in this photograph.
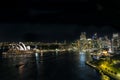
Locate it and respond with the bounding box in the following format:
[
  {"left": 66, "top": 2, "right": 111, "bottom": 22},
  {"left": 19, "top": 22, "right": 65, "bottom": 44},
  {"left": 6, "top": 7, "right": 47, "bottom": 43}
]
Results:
[{"left": 1, "top": 0, "right": 120, "bottom": 80}]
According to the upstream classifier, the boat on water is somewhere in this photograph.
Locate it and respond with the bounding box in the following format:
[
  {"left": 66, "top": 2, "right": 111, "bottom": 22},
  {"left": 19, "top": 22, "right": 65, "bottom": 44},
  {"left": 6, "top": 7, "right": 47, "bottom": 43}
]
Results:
[{"left": 15, "top": 62, "right": 24, "bottom": 68}]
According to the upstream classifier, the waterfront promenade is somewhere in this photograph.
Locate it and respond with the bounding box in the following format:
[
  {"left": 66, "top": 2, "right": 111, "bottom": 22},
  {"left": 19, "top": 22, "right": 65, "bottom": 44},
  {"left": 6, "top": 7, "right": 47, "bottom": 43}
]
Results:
[{"left": 86, "top": 61, "right": 120, "bottom": 80}]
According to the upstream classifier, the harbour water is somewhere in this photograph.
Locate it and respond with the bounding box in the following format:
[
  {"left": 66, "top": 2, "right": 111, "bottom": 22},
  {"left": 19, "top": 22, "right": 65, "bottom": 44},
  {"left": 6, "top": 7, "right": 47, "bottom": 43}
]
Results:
[{"left": 0, "top": 52, "right": 102, "bottom": 80}]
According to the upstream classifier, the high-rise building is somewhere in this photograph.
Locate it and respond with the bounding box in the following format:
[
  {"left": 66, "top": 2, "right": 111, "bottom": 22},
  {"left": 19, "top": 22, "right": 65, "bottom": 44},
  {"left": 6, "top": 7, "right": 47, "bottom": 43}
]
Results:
[
  {"left": 80, "top": 32, "right": 86, "bottom": 40},
  {"left": 92, "top": 33, "right": 98, "bottom": 40},
  {"left": 103, "top": 36, "right": 111, "bottom": 48},
  {"left": 79, "top": 32, "right": 87, "bottom": 50},
  {"left": 92, "top": 33, "right": 99, "bottom": 48},
  {"left": 112, "top": 33, "right": 120, "bottom": 53}
]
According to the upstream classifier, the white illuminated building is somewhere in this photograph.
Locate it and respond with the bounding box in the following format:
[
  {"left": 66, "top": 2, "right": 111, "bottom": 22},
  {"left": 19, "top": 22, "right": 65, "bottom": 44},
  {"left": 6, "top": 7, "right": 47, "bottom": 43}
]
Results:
[{"left": 10, "top": 42, "right": 30, "bottom": 51}]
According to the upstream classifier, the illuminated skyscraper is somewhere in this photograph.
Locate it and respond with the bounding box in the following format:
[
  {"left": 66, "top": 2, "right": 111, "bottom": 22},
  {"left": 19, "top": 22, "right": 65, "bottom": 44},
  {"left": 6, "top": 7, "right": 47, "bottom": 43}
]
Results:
[
  {"left": 80, "top": 32, "right": 86, "bottom": 40},
  {"left": 112, "top": 33, "right": 120, "bottom": 53},
  {"left": 92, "top": 33, "right": 97, "bottom": 40},
  {"left": 103, "top": 36, "right": 111, "bottom": 48},
  {"left": 92, "top": 33, "right": 99, "bottom": 48},
  {"left": 79, "top": 32, "right": 86, "bottom": 50}
]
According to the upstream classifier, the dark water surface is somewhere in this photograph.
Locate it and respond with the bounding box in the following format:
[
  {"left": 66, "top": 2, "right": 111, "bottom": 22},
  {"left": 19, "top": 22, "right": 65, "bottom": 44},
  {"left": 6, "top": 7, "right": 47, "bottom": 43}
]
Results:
[{"left": 0, "top": 52, "right": 101, "bottom": 80}]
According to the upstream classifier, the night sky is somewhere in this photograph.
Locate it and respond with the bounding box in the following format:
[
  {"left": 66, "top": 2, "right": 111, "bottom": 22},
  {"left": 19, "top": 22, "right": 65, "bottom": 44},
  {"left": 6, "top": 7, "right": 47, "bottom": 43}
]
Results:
[{"left": 0, "top": 0, "right": 120, "bottom": 42}]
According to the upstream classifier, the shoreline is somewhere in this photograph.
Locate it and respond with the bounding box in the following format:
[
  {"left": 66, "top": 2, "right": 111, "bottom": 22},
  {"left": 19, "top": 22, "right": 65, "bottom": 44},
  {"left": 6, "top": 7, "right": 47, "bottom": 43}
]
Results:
[{"left": 85, "top": 61, "right": 117, "bottom": 80}]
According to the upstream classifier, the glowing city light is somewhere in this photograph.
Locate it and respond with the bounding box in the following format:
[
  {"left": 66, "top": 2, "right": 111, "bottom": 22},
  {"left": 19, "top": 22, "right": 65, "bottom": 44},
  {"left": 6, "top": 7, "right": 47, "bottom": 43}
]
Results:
[{"left": 35, "top": 53, "right": 38, "bottom": 57}]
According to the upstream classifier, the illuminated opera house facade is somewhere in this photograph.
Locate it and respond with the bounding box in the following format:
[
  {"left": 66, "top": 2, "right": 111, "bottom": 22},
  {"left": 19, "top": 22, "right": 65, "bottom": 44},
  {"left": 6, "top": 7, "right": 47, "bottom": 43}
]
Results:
[{"left": 8, "top": 42, "right": 32, "bottom": 53}]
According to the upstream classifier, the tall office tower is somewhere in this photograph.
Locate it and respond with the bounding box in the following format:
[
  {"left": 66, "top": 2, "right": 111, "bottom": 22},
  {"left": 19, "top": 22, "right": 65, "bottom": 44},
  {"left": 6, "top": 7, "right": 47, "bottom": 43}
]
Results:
[
  {"left": 112, "top": 33, "right": 120, "bottom": 53},
  {"left": 92, "top": 33, "right": 97, "bottom": 40},
  {"left": 79, "top": 32, "right": 87, "bottom": 50},
  {"left": 104, "top": 36, "right": 111, "bottom": 48},
  {"left": 92, "top": 33, "right": 99, "bottom": 48},
  {"left": 80, "top": 32, "right": 86, "bottom": 40}
]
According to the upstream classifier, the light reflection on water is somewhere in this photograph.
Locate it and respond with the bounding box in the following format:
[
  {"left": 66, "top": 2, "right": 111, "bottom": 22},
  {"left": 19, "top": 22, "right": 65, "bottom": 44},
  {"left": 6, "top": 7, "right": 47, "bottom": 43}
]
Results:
[
  {"left": 18, "top": 64, "right": 24, "bottom": 79},
  {"left": 0, "top": 52, "right": 102, "bottom": 80},
  {"left": 79, "top": 52, "right": 86, "bottom": 67},
  {"left": 35, "top": 53, "right": 40, "bottom": 80}
]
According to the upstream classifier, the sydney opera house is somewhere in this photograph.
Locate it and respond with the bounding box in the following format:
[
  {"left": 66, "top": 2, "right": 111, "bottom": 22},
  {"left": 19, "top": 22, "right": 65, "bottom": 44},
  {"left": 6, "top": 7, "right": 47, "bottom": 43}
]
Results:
[{"left": 7, "top": 42, "right": 32, "bottom": 54}]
